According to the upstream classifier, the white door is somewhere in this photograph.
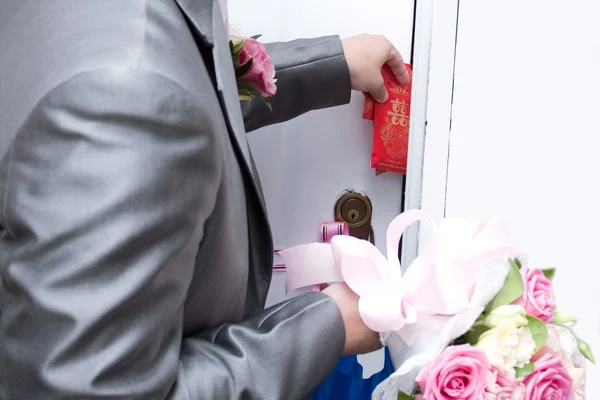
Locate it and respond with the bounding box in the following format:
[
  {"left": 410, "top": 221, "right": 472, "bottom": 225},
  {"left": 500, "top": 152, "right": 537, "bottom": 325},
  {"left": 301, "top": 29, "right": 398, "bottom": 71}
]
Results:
[
  {"left": 228, "top": 0, "right": 416, "bottom": 377},
  {"left": 420, "top": 0, "right": 600, "bottom": 396}
]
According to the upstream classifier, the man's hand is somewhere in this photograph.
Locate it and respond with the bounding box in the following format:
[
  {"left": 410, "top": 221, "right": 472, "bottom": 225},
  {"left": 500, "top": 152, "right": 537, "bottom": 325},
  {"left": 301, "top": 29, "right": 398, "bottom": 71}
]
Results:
[
  {"left": 322, "top": 283, "right": 381, "bottom": 356},
  {"left": 342, "top": 34, "right": 410, "bottom": 103}
]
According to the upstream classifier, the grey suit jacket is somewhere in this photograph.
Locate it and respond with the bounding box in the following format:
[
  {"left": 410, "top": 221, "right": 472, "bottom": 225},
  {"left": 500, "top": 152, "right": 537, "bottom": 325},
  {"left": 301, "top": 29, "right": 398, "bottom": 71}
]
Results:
[{"left": 0, "top": 0, "right": 352, "bottom": 399}]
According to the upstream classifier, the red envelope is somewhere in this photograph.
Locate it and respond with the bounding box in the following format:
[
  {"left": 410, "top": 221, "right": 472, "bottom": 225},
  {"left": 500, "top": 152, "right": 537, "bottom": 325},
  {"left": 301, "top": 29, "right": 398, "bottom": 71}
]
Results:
[
  {"left": 362, "top": 93, "right": 376, "bottom": 120},
  {"left": 362, "top": 64, "right": 412, "bottom": 175}
]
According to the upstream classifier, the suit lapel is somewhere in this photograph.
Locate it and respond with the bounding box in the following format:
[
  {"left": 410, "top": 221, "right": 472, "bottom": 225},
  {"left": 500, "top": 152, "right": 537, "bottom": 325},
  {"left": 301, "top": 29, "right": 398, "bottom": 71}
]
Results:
[
  {"left": 174, "top": 0, "right": 274, "bottom": 306},
  {"left": 174, "top": 0, "right": 253, "bottom": 166}
]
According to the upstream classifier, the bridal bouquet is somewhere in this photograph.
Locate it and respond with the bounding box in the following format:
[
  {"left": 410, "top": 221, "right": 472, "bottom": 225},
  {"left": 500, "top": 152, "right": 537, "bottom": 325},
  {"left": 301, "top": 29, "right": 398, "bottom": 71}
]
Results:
[
  {"left": 279, "top": 210, "right": 595, "bottom": 400},
  {"left": 401, "top": 259, "right": 594, "bottom": 400}
]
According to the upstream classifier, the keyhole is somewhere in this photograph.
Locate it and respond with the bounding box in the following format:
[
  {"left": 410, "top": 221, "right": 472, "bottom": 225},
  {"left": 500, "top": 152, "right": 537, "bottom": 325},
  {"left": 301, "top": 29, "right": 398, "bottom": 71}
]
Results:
[{"left": 348, "top": 209, "right": 359, "bottom": 221}]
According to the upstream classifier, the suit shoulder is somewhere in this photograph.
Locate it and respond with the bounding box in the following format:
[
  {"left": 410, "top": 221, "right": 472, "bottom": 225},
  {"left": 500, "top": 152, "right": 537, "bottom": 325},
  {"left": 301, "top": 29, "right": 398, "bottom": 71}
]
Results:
[{"left": 0, "top": 0, "right": 209, "bottom": 155}]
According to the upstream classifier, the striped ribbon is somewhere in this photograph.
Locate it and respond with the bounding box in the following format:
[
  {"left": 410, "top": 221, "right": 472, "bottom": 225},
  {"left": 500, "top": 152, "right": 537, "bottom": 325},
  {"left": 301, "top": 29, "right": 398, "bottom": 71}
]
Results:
[{"left": 273, "top": 221, "right": 350, "bottom": 273}]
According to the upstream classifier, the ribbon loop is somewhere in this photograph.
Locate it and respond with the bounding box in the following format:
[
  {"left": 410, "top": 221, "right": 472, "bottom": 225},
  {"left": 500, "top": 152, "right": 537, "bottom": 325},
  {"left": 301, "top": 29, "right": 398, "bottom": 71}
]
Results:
[
  {"left": 281, "top": 210, "right": 519, "bottom": 400},
  {"left": 280, "top": 210, "right": 517, "bottom": 340}
]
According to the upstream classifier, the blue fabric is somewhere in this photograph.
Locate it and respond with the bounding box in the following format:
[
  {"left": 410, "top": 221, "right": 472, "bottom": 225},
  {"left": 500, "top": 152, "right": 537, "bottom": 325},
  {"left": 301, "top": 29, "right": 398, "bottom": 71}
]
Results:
[{"left": 311, "top": 348, "right": 395, "bottom": 400}]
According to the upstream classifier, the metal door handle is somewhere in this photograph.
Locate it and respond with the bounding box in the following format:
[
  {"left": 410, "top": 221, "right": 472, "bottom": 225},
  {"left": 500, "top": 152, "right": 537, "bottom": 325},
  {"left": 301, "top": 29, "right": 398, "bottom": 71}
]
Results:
[{"left": 334, "top": 189, "right": 375, "bottom": 245}]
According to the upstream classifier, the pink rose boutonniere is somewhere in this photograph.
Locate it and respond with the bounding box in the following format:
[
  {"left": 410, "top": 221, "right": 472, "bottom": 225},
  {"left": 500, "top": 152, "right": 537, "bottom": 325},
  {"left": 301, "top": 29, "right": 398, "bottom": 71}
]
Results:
[{"left": 229, "top": 34, "right": 277, "bottom": 109}]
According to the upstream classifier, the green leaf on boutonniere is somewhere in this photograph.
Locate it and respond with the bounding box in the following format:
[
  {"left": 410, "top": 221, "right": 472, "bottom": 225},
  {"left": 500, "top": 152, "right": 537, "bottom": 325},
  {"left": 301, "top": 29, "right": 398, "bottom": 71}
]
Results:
[
  {"left": 236, "top": 81, "right": 272, "bottom": 110},
  {"left": 541, "top": 267, "right": 555, "bottom": 281},
  {"left": 397, "top": 392, "right": 414, "bottom": 400},
  {"left": 254, "top": 92, "right": 272, "bottom": 110},
  {"left": 232, "top": 40, "right": 244, "bottom": 55},
  {"left": 485, "top": 259, "right": 524, "bottom": 312},
  {"left": 250, "top": 34, "right": 262, "bottom": 40},
  {"left": 237, "top": 81, "right": 254, "bottom": 90},
  {"left": 235, "top": 58, "right": 253, "bottom": 77},
  {"left": 230, "top": 40, "right": 242, "bottom": 68},
  {"left": 515, "top": 362, "right": 534, "bottom": 378},
  {"left": 526, "top": 315, "right": 548, "bottom": 352},
  {"left": 237, "top": 86, "right": 253, "bottom": 100}
]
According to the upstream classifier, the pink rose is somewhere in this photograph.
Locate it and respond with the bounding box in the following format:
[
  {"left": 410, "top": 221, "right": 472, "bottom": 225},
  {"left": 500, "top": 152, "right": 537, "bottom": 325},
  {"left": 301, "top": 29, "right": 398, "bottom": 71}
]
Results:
[
  {"left": 416, "top": 345, "right": 492, "bottom": 400},
  {"left": 532, "top": 325, "right": 585, "bottom": 400},
  {"left": 482, "top": 368, "right": 525, "bottom": 400},
  {"left": 513, "top": 264, "right": 555, "bottom": 323},
  {"left": 524, "top": 354, "right": 573, "bottom": 400},
  {"left": 236, "top": 38, "right": 277, "bottom": 97}
]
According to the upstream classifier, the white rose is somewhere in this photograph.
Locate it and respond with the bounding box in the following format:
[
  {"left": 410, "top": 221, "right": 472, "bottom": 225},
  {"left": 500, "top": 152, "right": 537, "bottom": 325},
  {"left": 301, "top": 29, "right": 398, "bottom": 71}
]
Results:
[
  {"left": 557, "top": 326, "right": 577, "bottom": 355},
  {"left": 548, "top": 325, "right": 585, "bottom": 368},
  {"left": 476, "top": 325, "right": 536, "bottom": 371},
  {"left": 568, "top": 367, "right": 585, "bottom": 400}
]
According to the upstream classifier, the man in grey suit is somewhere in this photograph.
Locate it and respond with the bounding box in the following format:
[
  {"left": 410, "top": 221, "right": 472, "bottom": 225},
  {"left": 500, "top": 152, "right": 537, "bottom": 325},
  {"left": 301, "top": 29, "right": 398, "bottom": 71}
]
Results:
[{"left": 0, "top": 0, "right": 410, "bottom": 399}]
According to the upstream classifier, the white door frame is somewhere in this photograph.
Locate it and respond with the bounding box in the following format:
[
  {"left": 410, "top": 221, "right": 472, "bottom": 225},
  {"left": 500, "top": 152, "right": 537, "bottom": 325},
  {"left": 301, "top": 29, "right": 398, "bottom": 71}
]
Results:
[{"left": 401, "top": 0, "right": 459, "bottom": 266}]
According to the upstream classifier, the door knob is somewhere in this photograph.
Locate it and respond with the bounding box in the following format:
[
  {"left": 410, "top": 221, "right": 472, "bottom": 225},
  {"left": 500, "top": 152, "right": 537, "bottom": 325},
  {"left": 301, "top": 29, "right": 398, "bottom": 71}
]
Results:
[{"left": 334, "top": 190, "right": 374, "bottom": 244}]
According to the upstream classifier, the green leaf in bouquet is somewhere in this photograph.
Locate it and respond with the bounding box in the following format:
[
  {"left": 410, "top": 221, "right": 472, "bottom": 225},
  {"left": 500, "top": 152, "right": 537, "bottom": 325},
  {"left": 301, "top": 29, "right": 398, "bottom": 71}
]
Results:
[
  {"left": 515, "top": 362, "right": 534, "bottom": 378},
  {"left": 526, "top": 315, "right": 548, "bottom": 352},
  {"left": 451, "top": 333, "right": 468, "bottom": 346},
  {"left": 484, "top": 304, "right": 528, "bottom": 328},
  {"left": 466, "top": 323, "right": 489, "bottom": 345},
  {"left": 553, "top": 323, "right": 596, "bottom": 365},
  {"left": 397, "top": 392, "right": 415, "bottom": 400},
  {"left": 485, "top": 259, "right": 524, "bottom": 312},
  {"left": 250, "top": 34, "right": 262, "bottom": 40},
  {"left": 235, "top": 58, "right": 253, "bottom": 77},
  {"left": 514, "top": 258, "right": 523, "bottom": 269},
  {"left": 541, "top": 267, "right": 555, "bottom": 281},
  {"left": 552, "top": 308, "right": 579, "bottom": 325},
  {"left": 577, "top": 337, "right": 596, "bottom": 365}
]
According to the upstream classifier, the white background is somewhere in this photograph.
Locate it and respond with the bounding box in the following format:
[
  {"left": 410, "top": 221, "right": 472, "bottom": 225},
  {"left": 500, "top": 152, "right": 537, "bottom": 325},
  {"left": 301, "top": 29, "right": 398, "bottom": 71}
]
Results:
[
  {"left": 420, "top": 0, "right": 600, "bottom": 396},
  {"left": 229, "top": 0, "right": 416, "bottom": 378}
]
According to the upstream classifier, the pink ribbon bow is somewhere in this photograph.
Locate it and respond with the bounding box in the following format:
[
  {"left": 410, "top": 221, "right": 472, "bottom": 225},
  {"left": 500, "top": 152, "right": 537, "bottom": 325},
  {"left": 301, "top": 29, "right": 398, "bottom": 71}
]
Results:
[{"left": 279, "top": 210, "right": 517, "bottom": 345}]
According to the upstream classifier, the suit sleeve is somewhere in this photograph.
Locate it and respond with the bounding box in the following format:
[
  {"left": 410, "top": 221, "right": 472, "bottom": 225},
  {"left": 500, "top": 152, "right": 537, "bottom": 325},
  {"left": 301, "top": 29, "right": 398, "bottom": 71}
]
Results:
[
  {"left": 0, "top": 67, "right": 344, "bottom": 400},
  {"left": 241, "top": 35, "right": 352, "bottom": 132}
]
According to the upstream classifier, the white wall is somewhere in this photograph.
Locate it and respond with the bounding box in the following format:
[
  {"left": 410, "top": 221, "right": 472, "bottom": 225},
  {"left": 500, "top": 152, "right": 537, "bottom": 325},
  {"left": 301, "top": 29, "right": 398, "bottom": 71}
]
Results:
[
  {"left": 228, "top": 0, "right": 415, "bottom": 378},
  {"left": 422, "top": 0, "right": 600, "bottom": 395}
]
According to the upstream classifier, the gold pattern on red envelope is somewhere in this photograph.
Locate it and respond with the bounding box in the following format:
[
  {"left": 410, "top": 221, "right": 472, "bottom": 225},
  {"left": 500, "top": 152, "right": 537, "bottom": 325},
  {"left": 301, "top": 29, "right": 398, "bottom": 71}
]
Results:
[
  {"left": 362, "top": 64, "right": 412, "bottom": 175},
  {"left": 362, "top": 93, "right": 375, "bottom": 120}
]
